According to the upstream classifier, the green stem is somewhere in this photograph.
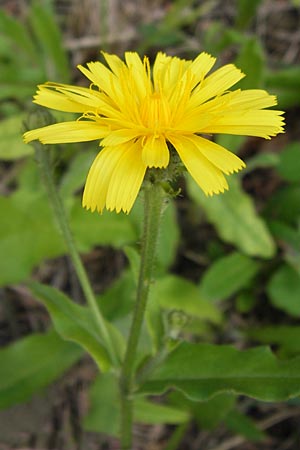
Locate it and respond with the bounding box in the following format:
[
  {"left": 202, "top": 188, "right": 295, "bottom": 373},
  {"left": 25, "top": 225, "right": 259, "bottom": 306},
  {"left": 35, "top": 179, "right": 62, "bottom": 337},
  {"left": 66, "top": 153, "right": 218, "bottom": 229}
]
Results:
[
  {"left": 119, "top": 175, "right": 165, "bottom": 450},
  {"left": 34, "top": 144, "right": 117, "bottom": 366}
]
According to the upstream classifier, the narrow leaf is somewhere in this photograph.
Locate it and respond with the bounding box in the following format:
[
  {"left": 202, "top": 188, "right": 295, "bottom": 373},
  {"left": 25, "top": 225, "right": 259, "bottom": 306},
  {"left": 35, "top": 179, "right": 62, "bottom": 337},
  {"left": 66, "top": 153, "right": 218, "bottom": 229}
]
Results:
[{"left": 29, "top": 282, "right": 125, "bottom": 372}]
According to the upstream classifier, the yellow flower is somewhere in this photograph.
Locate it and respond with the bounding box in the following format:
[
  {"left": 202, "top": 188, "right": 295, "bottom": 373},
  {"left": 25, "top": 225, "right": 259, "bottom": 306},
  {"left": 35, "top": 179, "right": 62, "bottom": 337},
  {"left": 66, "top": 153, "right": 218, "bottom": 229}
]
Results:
[{"left": 23, "top": 52, "right": 284, "bottom": 213}]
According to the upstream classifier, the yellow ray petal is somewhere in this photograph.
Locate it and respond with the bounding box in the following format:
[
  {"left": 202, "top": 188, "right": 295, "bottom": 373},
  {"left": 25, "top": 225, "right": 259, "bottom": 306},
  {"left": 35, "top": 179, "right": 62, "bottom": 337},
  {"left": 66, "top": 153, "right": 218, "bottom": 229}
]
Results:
[
  {"left": 100, "top": 129, "right": 140, "bottom": 146},
  {"left": 142, "top": 136, "right": 170, "bottom": 168},
  {"left": 169, "top": 135, "right": 228, "bottom": 196},
  {"left": 106, "top": 142, "right": 147, "bottom": 213},
  {"left": 201, "top": 110, "right": 285, "bottom": 139},
  {"left": 188, "top": 64, "right": 245, "bottom": 108},
  {"left": 23, "top": 121, "right": 108, "bottom": 144},
  {"left": 82, "top": 146, "right": 126, "bottom": 213},
  {"left": 33, "top": 83, "right": 94, "bottom": 113},
  {"left": 188, "top": 52, "right": 216, "bottom": 89},
  {"left": 187, "top": 135, "right": 246, "bottom": 175}
]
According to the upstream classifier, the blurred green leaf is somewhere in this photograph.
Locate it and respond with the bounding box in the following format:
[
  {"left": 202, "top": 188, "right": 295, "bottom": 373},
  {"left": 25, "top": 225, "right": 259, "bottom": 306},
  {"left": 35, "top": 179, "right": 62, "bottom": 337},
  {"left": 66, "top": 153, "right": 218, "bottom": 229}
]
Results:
[
  {"left": 199, "top": 252, "right": 260, "bottom": 302},
  {"left": 236, "top": 0, "right": 262, "bottom": 29},
  {"left": 0, "top": 329, "right": 82, "bottom": 409},
  {"left": 194, "top": 393, "right": 235, "bottom": 429},
  {"left": 29, "top": 282, "right": 125, "bottom": 372},
  {"left": 140, "top": 342, "right": 300, "bottom": 401},
  {"left": 267, "top": 264, "right": 300, "bottom": 317},
  {"left": 29, "top": 2, "right": 70, "bottom": 81},
  {"left": 59, "top": 149, "right": 97, "bottom": 197},
  {"left": 0, "top": 115, "right": 33, "bottom": 160},
  {"left": 0, "top": 9, "right": 37, "bottom": 58},
  {"left": 0, "top": 191, "right": 64, "bottom": 286},
  {"left": 70, "top": 203, "right": 137, "bottom": 251},
  {"left": 84, "top": 373, "right": 189, "bottom": 437},
  {"left": 188, "top": 176, "right": 275, "bottom": 258},
  {"left": 153, "top": 275, "right": 222, "bottom": 324},
  {"left": 99, "top": 269, "right": 135, "bottom": 321},
  {"left": 277, "top": 142, "right": 300, "bottom": 182},
  {"left": 266, "top": 66, "right": 300, "bottom": 109},
  {"left": 266, "top": 186, "right": 300, "bottom": 225},
  {"left": 235, "top": 38, "right": 265, "bottom": 89},
  {"left": 247, "top": 325, "right": 300, "bottom": 356},
  {"left": 225, "top": 410, "right": 265, "bottom": 442}
]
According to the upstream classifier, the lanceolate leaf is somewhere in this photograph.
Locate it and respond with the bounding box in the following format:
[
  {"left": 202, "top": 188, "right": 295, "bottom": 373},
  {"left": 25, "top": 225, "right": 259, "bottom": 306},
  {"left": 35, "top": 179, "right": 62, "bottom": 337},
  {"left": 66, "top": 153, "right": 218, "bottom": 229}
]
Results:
[
  {"left": 140, "top": 342, "right": 300, "bottom": 402},
  {"left": 29, "top": 282, "right": 125, "bottom": 372},
  {"left": 187, "top": 176, "right": 275, "bottom": 258},
  {"left": 0, "top": 329, "right": 82, "bottom": 409}
]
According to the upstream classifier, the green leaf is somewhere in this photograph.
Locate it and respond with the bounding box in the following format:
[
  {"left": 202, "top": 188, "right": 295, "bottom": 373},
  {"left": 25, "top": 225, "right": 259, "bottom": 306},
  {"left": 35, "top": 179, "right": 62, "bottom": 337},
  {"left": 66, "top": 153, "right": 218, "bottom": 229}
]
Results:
[
  {"left": 0, "top": 115, "right": 33, "bottom": 160},
  {"left": 0, "top": 10, "right": 37, "bottom": 59},
  {"left": 187, "top": 176, "right": 275, "bottom": 258},
  {"left": 99, "top": 269, "right": 136, "bottom": 321},
  {"left": 59, "top": 149, "right": 97, "bottom": 197},
  {"left": 169, "top": 391, "right": 235, "bottom": 430},
  {"left": 29, "top": 282, "right": 125, "bottom": 372},
  {"left": 235, "top": 38, "right": 265, "bottom": 89},
  {"left": 267, "top": 264, "right": 300, "bottom": 317},
  {"left": 247, "top": 325, "right": 300, "bottom": 357},
  {"left": 153, "top": 275, "right": 222, "bottom": 323},
  {"left": 140, "top": 342, "right": 300, "bottom": 402},
  {"left": 70, "top": 203, "right": 137, "bottom": 251},
  {"left": 199, "top": 252, "right": 260, "bottom": 302},
  {"left": 29, "top": 2, "right": 70, "bottom": 81},
  {"left": 83, "top": 373, "right": 189, "bottom": 437},
  {"left": 266, "top": 66, "right": 300, "bottom": 108},
  {"left": 266, "top": 186, "right": 300, "bottom": 225},
  {"left": 277, "top": 142, "right": 300, "bottom": 182},
  {"left": 0, "top": 191, "right": 64, "bottom": 286},
  {"left": 225, "top": 410, "right": 265, "bottom": 442},
  {"left": 0, "top": 329, "right": 82, "bottom": 409},
  {"left": 235, "top": 0, "right": 262, "bottom": 29}
]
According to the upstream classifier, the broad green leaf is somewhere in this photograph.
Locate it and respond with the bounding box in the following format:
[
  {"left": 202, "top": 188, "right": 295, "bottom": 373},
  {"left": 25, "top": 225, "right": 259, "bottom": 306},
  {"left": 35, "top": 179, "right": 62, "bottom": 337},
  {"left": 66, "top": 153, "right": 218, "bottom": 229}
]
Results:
[
  {"left": 140, "top": 342, "right": 300, "bottom": 401},
  {"left": 267, "top": 264, "right": 300, "bottom": 317},
  {"left": 70, "top": 203, "right": 137, "bottom": 251},
  {"left": 187, "top": 176, "right": 275, "bottom": 258},
  {"left": 153, "top": 275, "right": 222, "bottom": 323},
  {"left": 225, "top": 410, "right": 265, "bottom": 442},
  {"left": 0, "top": 329, "right": 82, "bottom": 409},
  {"left": 0, "top": 115, "right": 33, "bottom": 160},
  {"left": 83, "top": 373, "right": 189, "bottom": 437},
  {"left": 0, "top": 191, "right": 64, "bottom": 286},
  {"left": 199, "top": 252, "right": 260, "bottom": 302},
  {"left": 29, "top": 282, "right": 125, "bottom": 372},
  {"left": 277, "top": 142, "right": 300, "bottom": 182}
]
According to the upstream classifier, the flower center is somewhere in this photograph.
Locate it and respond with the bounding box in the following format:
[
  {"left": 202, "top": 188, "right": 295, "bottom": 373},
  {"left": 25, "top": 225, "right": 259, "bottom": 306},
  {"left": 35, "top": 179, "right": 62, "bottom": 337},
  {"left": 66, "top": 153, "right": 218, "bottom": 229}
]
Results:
[{"left": 140, "top": 92, "right": 171, "bottom": 134}]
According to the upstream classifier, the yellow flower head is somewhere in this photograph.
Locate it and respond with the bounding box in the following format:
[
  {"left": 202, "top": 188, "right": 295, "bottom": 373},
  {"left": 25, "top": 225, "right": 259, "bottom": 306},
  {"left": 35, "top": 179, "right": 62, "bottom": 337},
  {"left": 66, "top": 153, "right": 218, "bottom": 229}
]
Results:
[{"left": 23, "top": 52, "right": 284, "bottom": 213}]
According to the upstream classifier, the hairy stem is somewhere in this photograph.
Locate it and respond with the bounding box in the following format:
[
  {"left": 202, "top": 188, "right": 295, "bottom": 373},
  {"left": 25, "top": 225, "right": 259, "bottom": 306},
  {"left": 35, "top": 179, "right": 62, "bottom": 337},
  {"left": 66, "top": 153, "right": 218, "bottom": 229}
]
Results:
[{"left": 119, "top": 177, "right": 165, "bottom": 450}]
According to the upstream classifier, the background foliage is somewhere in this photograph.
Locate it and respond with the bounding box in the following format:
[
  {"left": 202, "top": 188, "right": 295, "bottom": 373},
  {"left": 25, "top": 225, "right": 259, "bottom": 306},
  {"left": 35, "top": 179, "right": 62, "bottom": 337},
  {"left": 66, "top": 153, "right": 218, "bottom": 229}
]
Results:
[{"left": 1, "top": 0, "right": 300, "bottom": 449}]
